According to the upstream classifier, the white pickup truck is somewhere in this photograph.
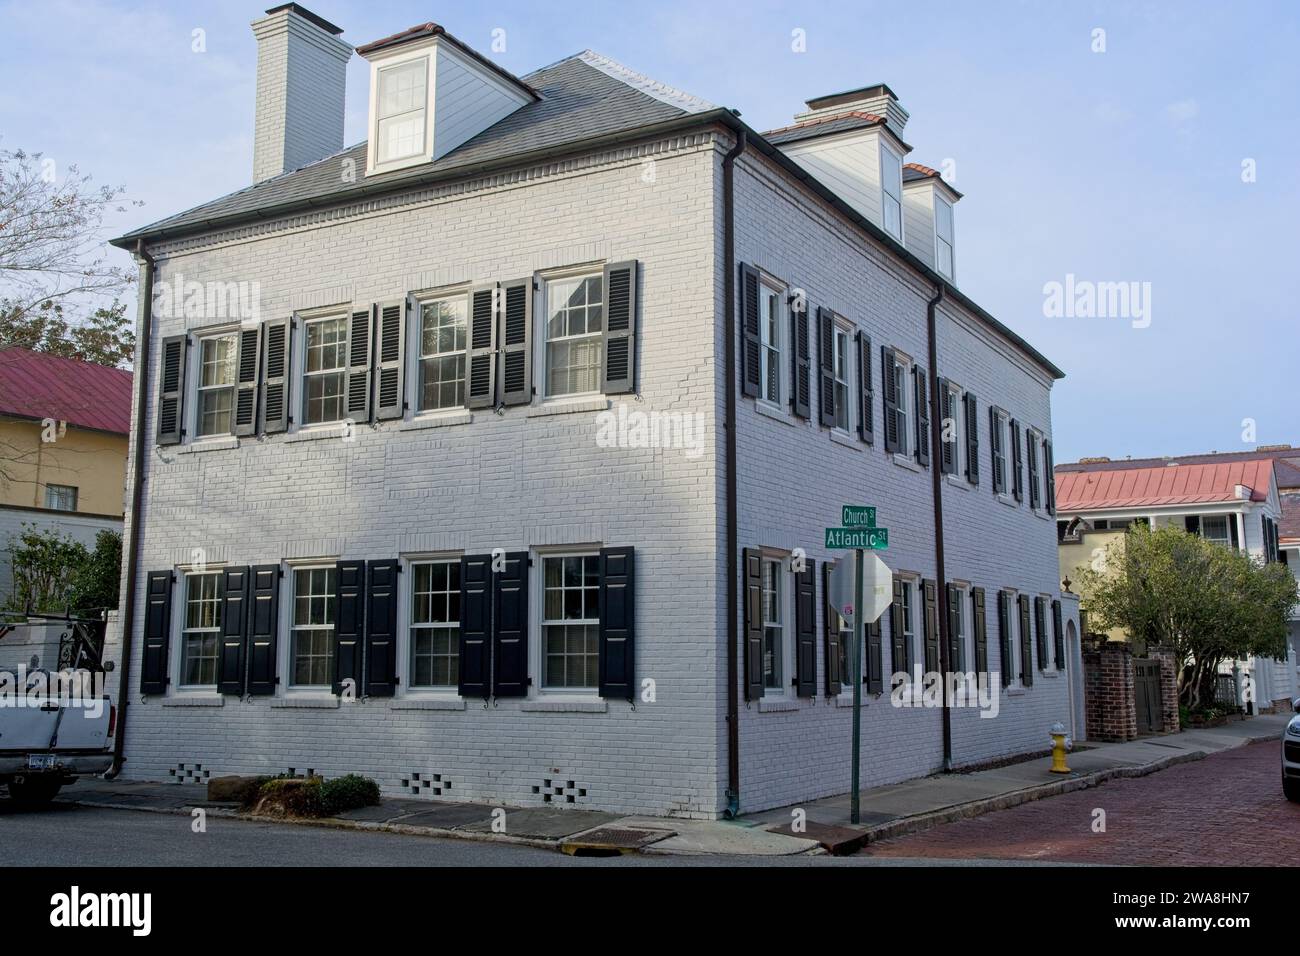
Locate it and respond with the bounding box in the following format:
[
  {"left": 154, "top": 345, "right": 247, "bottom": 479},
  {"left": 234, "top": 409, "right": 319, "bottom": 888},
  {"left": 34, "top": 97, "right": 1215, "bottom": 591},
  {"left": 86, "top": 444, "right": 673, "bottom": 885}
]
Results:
[{"left": 0, "top": 618, "right": 116, "bottom": 805}]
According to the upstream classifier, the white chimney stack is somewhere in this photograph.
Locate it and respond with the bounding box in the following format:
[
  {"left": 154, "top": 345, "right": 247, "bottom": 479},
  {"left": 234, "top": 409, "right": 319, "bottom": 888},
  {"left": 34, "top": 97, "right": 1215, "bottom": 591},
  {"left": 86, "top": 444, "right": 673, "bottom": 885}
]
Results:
[{"left": 251, "top": 4, "right": 352, "bottom": 183}]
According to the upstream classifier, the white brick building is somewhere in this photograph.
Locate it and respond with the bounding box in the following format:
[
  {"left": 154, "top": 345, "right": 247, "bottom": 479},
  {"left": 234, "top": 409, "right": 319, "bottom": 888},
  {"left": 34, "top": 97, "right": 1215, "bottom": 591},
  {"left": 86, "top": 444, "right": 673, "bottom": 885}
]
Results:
[{"left": 106, "top": 5, "right": 1079, "bottom": 818}]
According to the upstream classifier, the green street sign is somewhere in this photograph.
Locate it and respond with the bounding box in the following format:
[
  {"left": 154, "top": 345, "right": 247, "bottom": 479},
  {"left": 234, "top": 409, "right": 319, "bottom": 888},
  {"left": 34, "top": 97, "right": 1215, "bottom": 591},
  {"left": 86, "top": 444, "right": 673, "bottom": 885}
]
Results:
[
  {"left": 841, "top": 505, "right": 877, "bottom": 528},
  {"left": 825, "top": 527, "right": 889, "bottom": 550}
]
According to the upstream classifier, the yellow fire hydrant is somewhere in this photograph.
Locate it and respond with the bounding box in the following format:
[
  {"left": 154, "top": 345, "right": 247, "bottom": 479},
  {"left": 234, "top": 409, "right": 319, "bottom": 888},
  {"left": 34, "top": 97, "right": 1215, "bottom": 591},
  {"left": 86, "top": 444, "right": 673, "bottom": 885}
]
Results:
[{"left": 1048, "top": 721, "right": 1072, "bottom": 774}]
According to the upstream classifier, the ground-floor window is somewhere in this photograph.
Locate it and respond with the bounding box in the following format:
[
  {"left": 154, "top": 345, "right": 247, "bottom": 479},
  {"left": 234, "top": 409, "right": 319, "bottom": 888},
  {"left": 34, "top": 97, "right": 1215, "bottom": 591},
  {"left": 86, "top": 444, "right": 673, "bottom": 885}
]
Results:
[
  {"left": 541, "top": 554, "right": 600, "bottom": 689},
  {"left": 410, "top": 560, "right": 460, "bottom": 688},
  {"left": 180, "top": 571, "right": 223, "bottom": 687},
  {"left": 291, "top": 566, "right": 336, "bottom": 687},
  {"left": 762, "top": 557, "right": 785, "bottom": 690}
]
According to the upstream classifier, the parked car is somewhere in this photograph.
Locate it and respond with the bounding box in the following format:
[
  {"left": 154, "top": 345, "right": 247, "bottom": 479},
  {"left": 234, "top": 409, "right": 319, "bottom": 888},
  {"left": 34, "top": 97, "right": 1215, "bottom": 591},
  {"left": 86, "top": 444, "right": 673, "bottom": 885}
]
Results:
[{"left": 1284, "top": 698, "right": 1300, "bottom": 803}]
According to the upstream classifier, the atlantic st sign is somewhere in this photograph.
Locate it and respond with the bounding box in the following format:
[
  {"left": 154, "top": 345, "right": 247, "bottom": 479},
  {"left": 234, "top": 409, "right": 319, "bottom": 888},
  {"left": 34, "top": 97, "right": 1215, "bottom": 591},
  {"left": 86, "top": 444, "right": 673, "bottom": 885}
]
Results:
[{"left": 825, "top": 526, "right": 889, "bottom": 550}]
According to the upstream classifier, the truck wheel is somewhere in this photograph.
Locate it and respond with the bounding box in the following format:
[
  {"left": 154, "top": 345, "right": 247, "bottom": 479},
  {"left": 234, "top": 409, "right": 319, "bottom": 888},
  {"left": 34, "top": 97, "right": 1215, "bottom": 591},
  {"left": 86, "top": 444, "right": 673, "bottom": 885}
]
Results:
[
  {"left": 7, "top": 776, "right": 63, "bottom": 806},
  {"left": 1285, "top": 777, "right": 1300, "bottom": 803}
]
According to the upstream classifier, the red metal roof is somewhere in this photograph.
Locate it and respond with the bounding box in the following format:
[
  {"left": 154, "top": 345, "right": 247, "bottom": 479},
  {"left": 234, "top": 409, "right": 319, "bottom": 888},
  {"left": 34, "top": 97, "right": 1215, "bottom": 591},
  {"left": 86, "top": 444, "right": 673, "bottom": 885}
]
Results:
[
  {"left": 0, "top": 347, "right": 133, "bottom": 435},
  {"left": 1055, "top": 459, "right": 1275, "bottom": 511}
]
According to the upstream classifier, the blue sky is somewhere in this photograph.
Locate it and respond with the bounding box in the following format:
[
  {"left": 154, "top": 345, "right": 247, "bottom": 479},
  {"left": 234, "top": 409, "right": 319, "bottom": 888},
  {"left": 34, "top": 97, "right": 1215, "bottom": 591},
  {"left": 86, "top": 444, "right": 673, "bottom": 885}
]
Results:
[{"left": 2, "top": 0, "right": 1295, "bottom": 463}]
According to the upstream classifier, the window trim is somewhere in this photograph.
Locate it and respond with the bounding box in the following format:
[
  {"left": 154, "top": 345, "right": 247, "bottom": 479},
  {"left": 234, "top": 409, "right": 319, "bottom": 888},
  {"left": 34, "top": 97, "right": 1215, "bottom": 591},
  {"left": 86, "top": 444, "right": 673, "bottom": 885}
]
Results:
[
  {"left": 174, "top": 568, "right": 225, "bottom": 692},
  {"left": 407, "top": 287, "right": 471, "bottom": 417},
  {"left": 530, "top": 547, "right": 603, "bottom": 698},
  {"left": 366, "top": 50, "right": 434, "bottom": 175},
  {"left": 535, "top": 265, "right": 605, "bottom": 403},
  {"left": 893, "top": 349, "right": 914, "bottom": 460},
  {"left": 895, "top": 573, "right": 920, "bottom": 678},
  {"left": 943, "top": 379, "right": 965, "bottom": 480},
  {"left": 43, "top": 483, "right": 78, "bottom": 512},
  {"left": 187, "top": 324, "right": 241, "bottom": 443},
  {"left": 831, "top": 318, "right": 854, "bottom": 435},
  {"left": 273, "top": 558, "right": 338, "bottom": 696},
  {"left": 295, "top": 309, "right": 351, "bottom": 430},
  {"left": 934, "top": 194, "right": 955, "bottom": 279},
  {"left": 991, "top": 407, "right": 1012, "bottom": 499},
  {"left": 758, "top": 552, "right": 793, "bottom": 695},
  {"left": 1002, "top": 588, "right": 1022, "bottom": 689},
  {"left": 879, "top": 141, "right": 904, "bottom": 241},
  {"left": 756, "top": 277, "right": 789, "bottom": 411},
  {"left": 949, "top": 581, "right": 971, "bottom": 675},
  {"left": 399, "top": 552, "right": 463, "bottom": 696}
]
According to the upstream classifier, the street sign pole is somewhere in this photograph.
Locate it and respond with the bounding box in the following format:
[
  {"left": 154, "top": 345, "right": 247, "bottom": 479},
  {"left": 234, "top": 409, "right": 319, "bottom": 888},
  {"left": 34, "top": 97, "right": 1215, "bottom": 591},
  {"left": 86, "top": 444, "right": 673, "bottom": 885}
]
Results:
[{"left": 851, "top": 547, "right": 863, "bottom": 825}]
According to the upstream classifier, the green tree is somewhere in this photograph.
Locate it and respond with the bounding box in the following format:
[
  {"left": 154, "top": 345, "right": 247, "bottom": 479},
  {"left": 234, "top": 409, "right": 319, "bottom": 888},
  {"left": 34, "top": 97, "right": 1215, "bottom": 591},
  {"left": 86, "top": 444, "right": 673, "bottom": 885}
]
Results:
[
  {"left": 66, "top": 530, "right": 122, "bottom": 616},
  {"left": 1079, "top": 523, "right": 1298, "bottom": 709},
  {"left": 4, "top": 526, "right": 121, "bottom": 617}
]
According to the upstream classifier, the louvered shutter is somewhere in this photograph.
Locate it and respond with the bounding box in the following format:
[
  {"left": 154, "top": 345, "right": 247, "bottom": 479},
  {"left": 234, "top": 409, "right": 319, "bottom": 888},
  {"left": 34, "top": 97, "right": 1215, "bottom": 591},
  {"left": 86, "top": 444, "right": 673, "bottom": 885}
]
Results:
[
  {"left": 492, "top": 552, "right": 529, "bottom": 697},
  {"left": 964, "top": 393, "right": 979, "bottom": 485},
  {"left": 602, "top": 261, "right": 637, "bottom": 394},
  {"left": 141, "top": 570, "right": 173, "bottom": 694},
  {"left": 867, "top": 617, "right": 884, "bottom": 693},
  {"left": 217, "top": 566, "right": 250, "bottom": 695},
  {"left": 946, "top": 583, "right": 962, "bottom": 671},
  {"left": 938, "top": 380, "right": 955, "bottom": 474},
  {"left": 1043, "top": 439, "right": 1056, "bottom": 513},
  {"left": 972, "top": 588, "right": 988, "bottom": 676},
  {"left": 1034, "top": 596, "right": 1047, "bottom": 670},
  {"left": 740, "top": 264, "right": 761, "bottom": 398},
  {"left": 1010, "top": 419, "right": 1024, "bottom": 502},
  {"left": 261, "top": 318, "right": 291, "bottom": 433},
  {"left": 331, "top": 560, "right": 365, "bottom": 696},
  {"left": 743, "top": 548, "right": 765, "bottom": 700},
  {"left": 997, "top": 591, "right": 1011, "bottom": 688},
  {"left": 343, "top": 307, "right": 373, "bottom": 423},
  {"left": 922, "top": 579, "right": 939, "bottom": 672},
  {"left": 822, "top": 563, "right": 841, "bottom": 696},
  {"left": 373, "top": 300, "right": 406, "bottom": 420},
  {"left": 1018, "top": 594, "right": 1033, "bottom": 686},
  {"left": 245, "top": 565, "right": 280, "bottom": 696},
  {"left": 598, "top": 547, "right": 635, "bottom": 700},
  {"left": 990, "top": 408, "right": 1005, "bottom": 494},
  {"left": 817, "top": 308, "right": 836, "bottom": 427},
  {"left": 890, "top": 578, "right": 909, "bottom": 676},
  {"left": 790, "top": 294, "right": 811, "bottom": 418},
  {"left": 156, "top": 335, "right": 187, "bottom": 445},
  {"left": 466, "top": 285, "right": 496, "bottom": 409},
  {"left": 794, "top": 560, "right": 816, "bottom": 697},
  {"left": 856, "top": 331, "right": 874, "bottom": 444},
  {"left": 499, "top": 278, "right": 534, "bottom": 405},
  {"left": 1027, "top": 431, "right": 1041, "bottom": 509},
  {"left": 882, "top": 347, "right": 900, "bottom": 453},
  {"left": 233, "top": 327, "right": 261, "bottom": 436},
  {"left": 914, "top": 364, "right": 930, "bottom": 467},
  {"left": 364, "top": 560, "right": 399, "bottom": 697},
  {"left": 458, "top": 554, "right": 492, "bottom": 699},
  {"left": 1052, "top": 599, "right": 1065, "bottom": 671}
]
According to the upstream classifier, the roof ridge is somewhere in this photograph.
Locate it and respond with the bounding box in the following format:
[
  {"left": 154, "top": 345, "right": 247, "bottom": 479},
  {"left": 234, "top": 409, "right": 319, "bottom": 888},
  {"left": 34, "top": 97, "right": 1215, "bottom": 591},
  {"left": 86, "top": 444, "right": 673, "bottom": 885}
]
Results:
[{"left": 574, "top": 50, "right": 715, "bottom": 114}]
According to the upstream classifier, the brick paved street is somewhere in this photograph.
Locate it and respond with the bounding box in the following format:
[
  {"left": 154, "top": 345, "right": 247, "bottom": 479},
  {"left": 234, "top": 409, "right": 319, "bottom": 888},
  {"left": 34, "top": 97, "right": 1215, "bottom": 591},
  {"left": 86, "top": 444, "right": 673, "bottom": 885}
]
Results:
[{"left": 868, "top": 740, "right": 1300, "bottom": 865}]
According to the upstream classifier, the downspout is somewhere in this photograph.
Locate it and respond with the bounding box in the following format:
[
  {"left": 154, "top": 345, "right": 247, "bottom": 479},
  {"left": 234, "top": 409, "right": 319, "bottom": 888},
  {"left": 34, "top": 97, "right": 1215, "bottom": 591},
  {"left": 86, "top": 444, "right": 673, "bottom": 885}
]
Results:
[
  {"left": 722, "top": 127, "right": 747, "bottom": 818},
  {"left": 106, "top": 239, "right": 154, "bottom": 777},
  {"left": 926, "top": 283, "right": 954, "bottom": 772}
]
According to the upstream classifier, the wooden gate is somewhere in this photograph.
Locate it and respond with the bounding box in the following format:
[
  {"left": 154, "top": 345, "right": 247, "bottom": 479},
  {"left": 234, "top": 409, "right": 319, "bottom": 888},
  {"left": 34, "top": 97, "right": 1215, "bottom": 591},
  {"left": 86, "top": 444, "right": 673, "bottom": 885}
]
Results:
[{"left": 1134, "top": 659, "right": 1163, "bottom": 734}]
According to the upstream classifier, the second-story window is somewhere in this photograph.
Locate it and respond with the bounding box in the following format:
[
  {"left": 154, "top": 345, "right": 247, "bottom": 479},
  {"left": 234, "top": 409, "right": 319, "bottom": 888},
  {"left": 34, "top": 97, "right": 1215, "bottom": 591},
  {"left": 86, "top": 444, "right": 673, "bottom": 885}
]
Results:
[
  {"left": 418, "top": 297, "right": 468, "bottom": 411},
  {"left": 833, "top": 325, "right": 851, "bottom": 432},
  {"left": 376, "top": 59, "right": 427, "bottom": 165},
  {"left": 880, "top": 144, "right": 903, "bottom": 240},
  {"left": 303, "top": 316, "right": 348, "bottom": 425},
  {"left": 893, "top": 356, "right": 912, "bottom": 457},
  {"left": 991, "top": 409, "right": 1009, "bottom": 494},
  {"left": 544, "top": 273, "right": 603, "bottom": 397},
  {"left": 758, "top": 283, "right": 783, "bottom": 406},
  {"left": 196, "top": 332, "right": 238, "bottom": 437}
]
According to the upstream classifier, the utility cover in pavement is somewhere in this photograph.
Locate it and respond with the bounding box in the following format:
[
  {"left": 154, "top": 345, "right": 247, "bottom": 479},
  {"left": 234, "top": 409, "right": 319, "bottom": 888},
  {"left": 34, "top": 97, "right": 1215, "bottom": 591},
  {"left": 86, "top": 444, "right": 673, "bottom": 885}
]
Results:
[{"left": 560, "top": 827, "right": 676, "bottom": 855}]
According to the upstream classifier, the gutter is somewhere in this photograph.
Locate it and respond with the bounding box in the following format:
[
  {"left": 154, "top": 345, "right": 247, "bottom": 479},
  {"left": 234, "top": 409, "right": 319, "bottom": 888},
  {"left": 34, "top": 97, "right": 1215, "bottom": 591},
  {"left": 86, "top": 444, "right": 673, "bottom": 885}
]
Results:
[
  {"left": 926, "top": 284, "right": 953, "bottom": 772},
  {"left": 722, "top": 127, "right": 747, "bottom": 819},
  {"left": 106, "top": 238, "right": 154, "bottom": 778}
]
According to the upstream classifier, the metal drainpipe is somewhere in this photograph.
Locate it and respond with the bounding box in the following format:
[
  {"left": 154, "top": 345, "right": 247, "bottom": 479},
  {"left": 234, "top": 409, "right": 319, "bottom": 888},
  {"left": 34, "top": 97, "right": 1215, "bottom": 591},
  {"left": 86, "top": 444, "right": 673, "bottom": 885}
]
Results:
[
  {"left": 722, "top": 126, "right": 747, "bottom": 818},
  {"left": 106, "top": 239, "right": 154, "bottom": 778},
  {"left": 926, "top": 283, "right": 954, "bottom": 772}
]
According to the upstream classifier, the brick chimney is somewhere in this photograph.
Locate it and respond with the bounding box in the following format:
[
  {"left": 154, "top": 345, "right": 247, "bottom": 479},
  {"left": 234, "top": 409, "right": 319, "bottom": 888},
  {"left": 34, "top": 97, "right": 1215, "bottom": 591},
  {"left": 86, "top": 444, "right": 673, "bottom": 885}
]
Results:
[{"left": 251, "top": 4, "right": 352, "bottom": 183}]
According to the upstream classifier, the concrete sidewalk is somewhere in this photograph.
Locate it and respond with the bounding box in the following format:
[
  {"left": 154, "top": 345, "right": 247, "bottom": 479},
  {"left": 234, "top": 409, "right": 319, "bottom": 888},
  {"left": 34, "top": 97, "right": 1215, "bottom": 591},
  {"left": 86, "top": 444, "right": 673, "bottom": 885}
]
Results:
[{"left": 47, "top": 714, "right": 1288, "bottom": 858}]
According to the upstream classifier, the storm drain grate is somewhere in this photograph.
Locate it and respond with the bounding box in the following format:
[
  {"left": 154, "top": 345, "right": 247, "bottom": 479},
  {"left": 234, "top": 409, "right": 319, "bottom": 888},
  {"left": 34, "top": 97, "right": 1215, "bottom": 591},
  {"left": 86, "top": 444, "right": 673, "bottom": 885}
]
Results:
[{"left": 560, "top": 827, "right": 675, "bottom": 856}]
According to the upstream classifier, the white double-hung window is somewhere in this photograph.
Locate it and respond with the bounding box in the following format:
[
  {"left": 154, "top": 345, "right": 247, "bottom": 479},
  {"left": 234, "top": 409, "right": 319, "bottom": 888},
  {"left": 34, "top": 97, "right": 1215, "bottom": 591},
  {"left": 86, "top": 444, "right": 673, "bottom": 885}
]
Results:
[
  {"left": 832, "top": 325, "right": 852, "bottom": 433},
  {"left": 291, "top": 566, "right": 336, "bottom": 688},
  {"left": 196, "top": 332, "right": 238, "bottom": 437},
  {"left": 544, "top": 273, "right": 603, "bottom": 397},
  {"left": 880, "top": 144, "right": 903, "bottom": 240},
  {"left": 541, "top": 554, "right": 600, "bottom": 689},
  {"left": 418, "top": 297, "right": 468, "bottom": 411},
  {"left": 894, "top": 354, "right": 912, "bottom": 457},
  {"left": 758, "top": 283, "right": 783, "bottom": 406},
  {"left": 180, "top": 571, "right": 223, "bottom": 688},
  {"left": 410, "top": 560, "right": 460, "bottom": 688},
  {"left": 302, "top": 315, "right": 348, "bottom": 425},
  {"left": 761, "top": 557, "right": 785, "bottom": 691},
  {"left": 375, "top": 59, "right": 428, "bottom": 165},
  {"left": 935, "top": 196, "right": 955, "bottom": 279}
]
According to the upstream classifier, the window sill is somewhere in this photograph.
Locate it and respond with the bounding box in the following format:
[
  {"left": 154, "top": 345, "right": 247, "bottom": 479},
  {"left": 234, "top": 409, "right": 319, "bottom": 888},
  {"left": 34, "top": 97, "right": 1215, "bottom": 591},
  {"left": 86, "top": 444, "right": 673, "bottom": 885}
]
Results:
[
  {"left": 892, "top": 453, "right": 922, "bottom": 473},
  {"left": 835, "top": 692, "right": 874, "bottom": 708},
  {"left": 520, "top": 699, "right": 607, "bottom": 713},
  {"left": 178, "top": 437, "right": 239, "bottom": 454},
  {"left": 162, "top": 695, "right": 225, "bottom": 707},
  {"left": 945, "top": 473, "right": 972, "bottom": 489},
  {"left": 270, "top": 696, "right": 340, "bottom": 709},
  {"left": 399, "top": 410, "right": 472, "bottom": 431},
  {"left": 1032, "top": 508, "right": 1053, "bottom": 521},
  {"left": 1040, "top": 670, "right": 1060, "bottom": 679},
  {"left": 829, "top": 430, "right": 863, "bottom": 451},
  {"left": 757, "top": 698, "right": 801, "bottom": 713},
  {"left": 526, "top": 395, "right": 610, "bottom": 418},
  {"left": 286, "top": 425, "right": 350, "bottom": 444},
  {"left": 997, "top": 493, "right": 1019, "bottom": 508},
  {"left": 390, "top": 697, "right": 466, "bottom": 711},
  {"left": 1006, "top": 686, "right": 1027, "bottom": 697},
  {"left": 754, "top": 400, "right": 796, "bottom": 425}
]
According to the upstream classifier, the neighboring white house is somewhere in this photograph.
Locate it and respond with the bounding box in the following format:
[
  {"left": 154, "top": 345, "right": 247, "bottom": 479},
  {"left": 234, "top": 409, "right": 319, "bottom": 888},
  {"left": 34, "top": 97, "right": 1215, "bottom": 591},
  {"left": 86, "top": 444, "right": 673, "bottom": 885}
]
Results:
[
  {"left": 105, "top": 5, "right": 1077, "bottom": 818},
  {"left": 1056, "top": 450, "right": 1298, "bottom": 711}
]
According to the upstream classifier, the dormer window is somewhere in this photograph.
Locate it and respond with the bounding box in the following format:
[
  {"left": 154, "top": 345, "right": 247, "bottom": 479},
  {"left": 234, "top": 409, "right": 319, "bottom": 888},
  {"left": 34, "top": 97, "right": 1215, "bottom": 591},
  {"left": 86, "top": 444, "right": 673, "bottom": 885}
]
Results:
[
  {"left": 376, "top": 59, "right": 428, "bottom": 164},
  {"left": 880, "top": 144, "right": 903, "bottom": 240},
  {"left": 935, "top": 195, "right": 955, "bottom": 279}
]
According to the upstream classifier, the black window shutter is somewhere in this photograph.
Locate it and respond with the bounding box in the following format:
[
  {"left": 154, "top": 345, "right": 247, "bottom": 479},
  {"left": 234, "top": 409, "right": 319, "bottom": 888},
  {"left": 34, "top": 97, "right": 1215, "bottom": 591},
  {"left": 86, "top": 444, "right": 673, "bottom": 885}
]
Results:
[
  {"left": 1052, "top": 599, "right": 1065, "bottom": 671},
  {"left": 457, "top": 554, "right": 492, "bottom": 700},
  {"left": 890, "top": 577, "right": 908, "bottom": 676},
  {"left": 466, "top": 285, "right": 497, "bottom": 409},
  {"left": 602, "top": 261, "right": 637, "bottom": 395},
  {"left": 914, "top": 365, "right": 930, "bottom": 467},
  {"left": 1010, "top": 419, "right": 1024, "bottom": 502},
  {"left": 1185, "top": 515, "right": 1201, "bottom": 535},
  {"left": 233, "top": 327, "right": 261, "bottom": 437},
  {"left": 331, "top": 560, "right": 365, "bottom": 696},
  {"left": 141, "top": 570, "right": 173, "bottom": 694},
  {"left": 345, "top": 307, "right": 373, "bottom": 423},
  {"left": 790, "top": 294, "right": 811, "bottom": 418},
  {"left": 373, "top": 300, "right": 406, "bottom": 420},
  {"left": 1034, "top": 596, "right": 1047, "bottom": 670},
  {"left": 1018, "top": 594, "right": 1033, "bottom": 686},
  {"left": 946, "top": 583, "right": 962, "bottom": 671},
  {"left": 245, "top": 565, "right": 280, "bottom": 696},
  {"left": 817, "top": 308, "right": 836, "bottom": 427},
  {"left": 822, "top": 563, "right": 841, "bottom": 696},
  {"left": 881, "top": 347, "right": 899, "bottom": 453},
  {"left": 261, "top": 319, "right": 291, "bottom": 434},
  {"left": 492, "top": 552, "right": 529, "bottom": 698},
  {"left": 739, "top": 264, "right": 761, "bottom": 398},
  {"left": 598, "top": 546, "right": 635, "bottom": 700},
  {"left": 964, "top": 393, "right": 979, "bottom": 485},
  {"left": 743, "top": 548, "right": 765, "bottom": 700},
  {"left": 856, "top": 330, "right": 873, "bottom": 444},
  {"left": 217, "top": 566, "right": 250, "bottom": 695},
  {"left": 922, "top": 579, "right": 939, "bottom": 672},
  {"left": 867, "top": 617, "right": 884, "bottom": 693},
  {"left": 972, "top": 588, "right": 988, "bottom": 675},
  {"left": 997, "top": 591, "right": 1011, "bottom": 688},
  {"left": 990, "top": 407, "right": 1005, "bottom": 494},
  {"left": 794, "top": 560, "right": 816, "bottom": 697},
  {"left": 1027, "top": 431, "right": 1041, "bottom": 509},
  {"left": 938, "top": 380, "right": 955, "bottom": 474},
  {"left": 156, "top": 335, "right": 187, "bottom": 445},
  {"left": 499, "top": 278, "right": 535, "bottom": 405},
  {"left": 1043, "top": 439, "right": 1056, "bottom": 513},
  {"left": 364, "top": 560, "right": 399, "bottom": 697}
]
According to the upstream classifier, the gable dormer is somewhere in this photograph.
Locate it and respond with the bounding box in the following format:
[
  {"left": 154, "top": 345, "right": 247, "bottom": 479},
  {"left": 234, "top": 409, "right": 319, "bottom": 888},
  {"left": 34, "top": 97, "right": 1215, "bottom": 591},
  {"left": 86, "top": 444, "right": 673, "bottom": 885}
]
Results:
[
  {"left": 902, "top": 163, "right": 962, "bottom": 281},
  {"left": 357, "top": 22, "right": 538, "bottom": 176}
]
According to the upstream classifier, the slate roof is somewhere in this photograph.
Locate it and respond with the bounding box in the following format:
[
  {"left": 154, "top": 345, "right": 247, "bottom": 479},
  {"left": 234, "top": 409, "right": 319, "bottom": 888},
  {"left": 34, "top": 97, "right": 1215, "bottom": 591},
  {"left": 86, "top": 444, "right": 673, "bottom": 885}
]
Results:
[
  {"left": 0, "top": 347, "right": 133, "bottom": 435},
  {"left": 1055, "top": 459, "right": 1276, "bottom": 511}
]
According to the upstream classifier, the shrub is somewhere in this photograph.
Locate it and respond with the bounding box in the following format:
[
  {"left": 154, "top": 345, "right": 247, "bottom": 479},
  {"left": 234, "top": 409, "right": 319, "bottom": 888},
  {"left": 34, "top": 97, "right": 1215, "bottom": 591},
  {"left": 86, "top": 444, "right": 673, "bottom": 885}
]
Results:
[
  {"left": 320, "top": 774, "right": 381, "bottom": 815},
  {"left": 253, "top": 777, "right": 323, "bottom": 817}
]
